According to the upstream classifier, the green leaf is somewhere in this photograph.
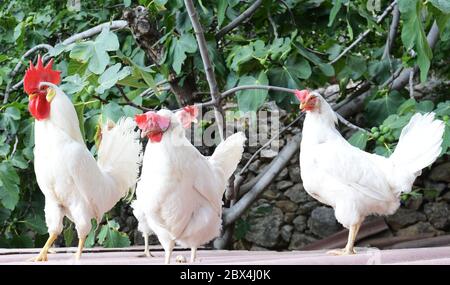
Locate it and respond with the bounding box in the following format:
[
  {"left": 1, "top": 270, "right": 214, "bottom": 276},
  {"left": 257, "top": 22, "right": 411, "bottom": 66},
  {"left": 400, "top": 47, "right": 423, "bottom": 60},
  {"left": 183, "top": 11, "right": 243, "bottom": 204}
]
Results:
[
  {"left": 268, "top": 57, "right": 310, "bottom": 93},
  {"left": 441, "top": 124, "right": 450, "bottom": 155},
  {"left": 24, "top": 214, "right": 47, "bottom": 235},
  {"left": 0, "top": 207, "right": 10, "bottom": 224},
  {"left": 0, "top": 144, "right": 10, "bottom": 157},
  {"left": 235, "top": 218, "right": 250, "bottom": 240},
  {"left": 11, "top": 235, "right": 33, "bottom": 248},
  {"left": 295, "top": 43, "right": 334, "bottom": 76},
  {"left": 399, "top": 0, "right": 432, "bottom": 82},
  {"left": 117, "top": 77, "right": 148, "bottom": 88},
  {"left": 269, "top": 37, "right": 292, "bottom": 61},
  {"left": 429, "top": 0, "right": 450, "bottom": 13},
  {"left": 11, "top": 153, "right": 28, "bottom": 169},
  {"left": 97, "top": 220, "right": 130, "bottom": 248},
  {"left": 48, "top": 43, "right": 69, "bottom": 57},
  {"left": 63, "top": 224, "right": 75, "bottom": 247},
  {"left": 102, "top": 102, "right": 125, "bottom": 123},
  {"left": 374, "top": 145, "right": 392, "bottom": 157},
  {"left": 230, "top": 45, "right": 253, "bottom": 72},
  {"left": 85, "top": 219, "right": 98, "bottom": 248},
  {"left": 0, "top": 161, "right": 20, "bottom": 210},
  {"left": 382, "top": 114, "right": 412, "bottom": 130},
  {"left": 74, "top": 103, "right": 85, "bottom": 140},
  {"left": 366, "top": 91, "right": 406, "bottom": 125},
  {"left": 328, "top": 0, "right": 343, "bottom": 27},
  {"left": 217, "top": 0, "right": 228, "bottom": 27},
  {"left": 236, "top": 72, "right": 269, "bottom": 113},
  {"left": 416, "top": 100, "right": 435, "bottom": 112},
  {"left": 171, "top": 33, "right": 198, "bottom": 74},
  {"left": 95, "top": 27, "right": 120, "bottom": 52},
  {"left": 13, "top": 22, "right": 24, "bottom": 41},
  {"left": 397, "top": 99, "right": 417, "bottom": 115},
  {"left": 435, "top": 101, "right": 450, "bottom": 117},
  {"left": 338, "top": 55, "right": 367, "bottom": 80},
  {"left": 69, "top": 28, "right": 120, "bottom": 75},
  {"left": 0, "top": 106, "right": 21, "bottom": 134},
  {"left": 89, "top": 46, "right": 110, "bottom": 75},
  {"left": 69, "top": 42, "right": 94, "bottom": 63},
  {"left": 62, "top": 74, "right": 87, "bottom": 95},
  {"left": 95, "top": 63, "right": 131, "bottom": 94},
  {"left": 348, "top": 130, "right": 368, "bottom": 150}
]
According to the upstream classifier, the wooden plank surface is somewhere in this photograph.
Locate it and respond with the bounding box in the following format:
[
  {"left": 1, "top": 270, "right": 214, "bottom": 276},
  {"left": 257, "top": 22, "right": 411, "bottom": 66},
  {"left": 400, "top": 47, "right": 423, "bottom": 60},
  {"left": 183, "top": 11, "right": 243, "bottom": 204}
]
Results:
[{"left": 1, "top": 246, "right": 450, "bottom": 265}]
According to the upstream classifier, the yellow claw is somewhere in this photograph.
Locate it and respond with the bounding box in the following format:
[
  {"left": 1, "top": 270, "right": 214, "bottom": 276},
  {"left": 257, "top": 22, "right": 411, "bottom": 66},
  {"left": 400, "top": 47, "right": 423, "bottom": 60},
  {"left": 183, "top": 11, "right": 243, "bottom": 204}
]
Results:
[
  {"left": 75, "top": 237, "right": 86, "bottom": 260},
  {"left": 31, "top": 233, "right": 58, "bottom": 262}
]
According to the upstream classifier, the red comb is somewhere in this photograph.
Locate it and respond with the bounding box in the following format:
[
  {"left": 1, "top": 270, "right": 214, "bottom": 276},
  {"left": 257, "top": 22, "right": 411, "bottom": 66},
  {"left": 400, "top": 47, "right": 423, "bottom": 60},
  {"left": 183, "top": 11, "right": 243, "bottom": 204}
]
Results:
[
  {"left": 294, "top": 89, "right": 310, "bottom": 102},
  {"left": 182, "top": 105, "right": 198, "bottom": 118},
  {"left": 23, "top": 55, "right": 61, "bottom": 95},
  {"left": 135, "top": 113, "right": 149, "bottom": 130}
]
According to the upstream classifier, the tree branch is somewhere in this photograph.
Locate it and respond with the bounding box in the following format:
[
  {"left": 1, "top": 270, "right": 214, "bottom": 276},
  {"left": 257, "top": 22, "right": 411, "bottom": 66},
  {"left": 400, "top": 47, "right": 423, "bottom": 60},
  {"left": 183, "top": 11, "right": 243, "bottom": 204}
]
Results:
[
  {"left": 409, "top": 69, "right": 415, "bottom": 99},
  {"left": 185, "top": 0, "right": 225, "bottom": 140},
  {"left": 329, "top": 0, "right": 398, "bottom": 64},
  {"left": 116, "top": 85, "right": 152, "bottom": 111},
  {"left": 336, "top": 113, "right": 367, "bottom": 132},
  {"left": 391, "top": 22, "right": 439, "bottom": 90},
  {"left": 199, "top": 85, "right": 296, "bottom": 108},
  {"left": 237, "top": 114, "right": 304, "bottom": 178},
  {"left": 267, "top": 11, "right": 278, "bottom": 39},
  {"left": 223, "top": 132, "right": 302, "bottom": 226},
  {"left": 383, "top": 4, "right": 400, "bottom": 59},
  {"left": 62, "top": 20, "right": 128, "bottom": 45},
  {"left": 216, "top": 0, "right": 264, "bottom": 39}
]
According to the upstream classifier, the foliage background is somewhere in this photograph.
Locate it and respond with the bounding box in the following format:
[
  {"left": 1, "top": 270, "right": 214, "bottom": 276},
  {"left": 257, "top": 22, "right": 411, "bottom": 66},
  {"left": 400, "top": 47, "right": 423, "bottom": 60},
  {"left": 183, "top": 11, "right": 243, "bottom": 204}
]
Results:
[{"left": 0, "top": 0, "right": 449, "bottom": 248}]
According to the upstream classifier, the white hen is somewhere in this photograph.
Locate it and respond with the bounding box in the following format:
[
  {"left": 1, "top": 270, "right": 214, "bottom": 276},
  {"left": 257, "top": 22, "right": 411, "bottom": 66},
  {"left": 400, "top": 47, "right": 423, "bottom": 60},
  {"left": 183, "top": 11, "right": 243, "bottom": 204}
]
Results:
[
  {"left": 296, "top": 90, "right": 444, "bottom": 255},
  {"left": 132, "top": 106, "right": 246, "bottom": 264},
  {"left": 23, "top": 56, "right": 142, "bottom": 261}
]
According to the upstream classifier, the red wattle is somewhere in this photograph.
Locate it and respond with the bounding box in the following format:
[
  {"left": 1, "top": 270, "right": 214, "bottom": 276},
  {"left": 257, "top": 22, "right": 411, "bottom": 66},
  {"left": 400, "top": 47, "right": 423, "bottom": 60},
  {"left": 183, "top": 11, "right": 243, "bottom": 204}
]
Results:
[
  {"left": 29, "top": 94, "right": 50, "bottom": 120},
  {"left": 148, "top": 132, "right": 163, "bottom": 143}
]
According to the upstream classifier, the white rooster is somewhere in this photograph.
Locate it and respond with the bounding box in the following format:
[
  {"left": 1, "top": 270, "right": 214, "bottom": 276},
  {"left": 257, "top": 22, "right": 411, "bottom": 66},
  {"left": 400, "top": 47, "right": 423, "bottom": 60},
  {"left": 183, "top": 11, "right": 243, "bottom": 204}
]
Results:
[
  {"left": 23, "top": 56, "right": 142, "bottom": 261},
  {"left": 295, "top": 89, "right": 444, "bottom": 255},
  {"left": 131, "top": 106, "right": 245, "bottom": 264}
]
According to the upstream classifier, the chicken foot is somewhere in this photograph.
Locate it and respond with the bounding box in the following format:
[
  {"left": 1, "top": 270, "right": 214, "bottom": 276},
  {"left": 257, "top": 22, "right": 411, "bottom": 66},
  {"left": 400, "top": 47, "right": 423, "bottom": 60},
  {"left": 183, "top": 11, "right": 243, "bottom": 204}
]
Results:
[
  {"left": 138, "top": 233, "right": 153, "bottom": 257},
  {"left": 31, "top": 233, "right": 58, "bottom": 262},
  {"left": 327, "top": 223, "right": 361, "bottom": 256},
  {"left": 75, "top": 237, "right": 85, "bottom": 260},
  {"left": 190, "top": 247, "right": 197, "bottom": 263},
  {"left": 164, "top": 240, "right": 175, "bottom": 264}
]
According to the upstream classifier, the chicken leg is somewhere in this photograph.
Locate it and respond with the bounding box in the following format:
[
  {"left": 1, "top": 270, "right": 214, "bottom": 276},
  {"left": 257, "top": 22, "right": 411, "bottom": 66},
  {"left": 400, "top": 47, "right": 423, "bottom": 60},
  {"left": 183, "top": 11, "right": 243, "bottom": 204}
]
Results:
[
  {"left": 75, "top": 237, "right": 85, "bottom": 260},
  {"left": 138, "top": 233, "right": 153, "bottom": 257},
  {"left": 164, "top": 240, "right": 175, "bottom": 264},
  {"left": 327, "top": 223, "right": 361, "bottom": 256},
  {"left": 190, "top": 247, "right": 197, "bottom": 263},
  {"left": 32, "top": 233, "right": 58, "bottom": 262}
]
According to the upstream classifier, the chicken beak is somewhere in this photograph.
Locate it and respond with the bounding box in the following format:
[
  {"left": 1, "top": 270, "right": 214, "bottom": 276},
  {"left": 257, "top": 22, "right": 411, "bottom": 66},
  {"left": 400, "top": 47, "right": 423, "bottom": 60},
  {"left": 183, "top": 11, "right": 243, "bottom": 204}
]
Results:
[
  {"left": 141, "top": 129, "right": 149, "bottom": 138},
  {"left": 46, "top": 88, "right": 56, "bottom": 102},
  {"left": 300, "top": 102, "right": 306, "bottom": 111}
]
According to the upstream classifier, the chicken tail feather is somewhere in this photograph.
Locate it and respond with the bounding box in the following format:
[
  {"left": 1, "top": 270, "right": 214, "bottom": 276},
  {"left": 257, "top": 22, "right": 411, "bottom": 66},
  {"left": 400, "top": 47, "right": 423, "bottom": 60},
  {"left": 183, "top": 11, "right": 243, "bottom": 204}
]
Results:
[
  {"left": 209, "top": 132, "right": 246, "bottom": 180},
  {"left": 97, "top": 117, "right": 143, "bottom": 199},
  {"left": 389, "top": 112, "right": 444, "bottom": 192}
]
